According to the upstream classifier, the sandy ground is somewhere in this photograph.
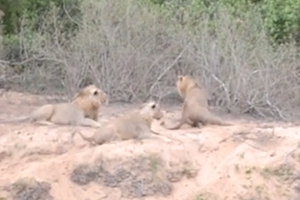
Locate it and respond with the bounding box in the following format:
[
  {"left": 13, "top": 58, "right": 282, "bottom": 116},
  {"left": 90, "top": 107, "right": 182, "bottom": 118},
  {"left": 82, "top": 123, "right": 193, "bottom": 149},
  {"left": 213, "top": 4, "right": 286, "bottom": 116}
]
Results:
[{"left": 0, "top": 90, "right": 300, "bottom": 200}]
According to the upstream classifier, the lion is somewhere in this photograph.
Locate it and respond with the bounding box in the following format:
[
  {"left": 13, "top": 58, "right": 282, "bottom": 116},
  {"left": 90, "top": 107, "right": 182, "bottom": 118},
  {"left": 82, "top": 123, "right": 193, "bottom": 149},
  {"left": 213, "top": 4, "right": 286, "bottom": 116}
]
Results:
[
  {"left": 163, "top": 75, "right": 232, "bottom": 130},
  {"left": 0, "top": 84, "right": 108, "bottom": 127},
  {"left": 72, "top": 101, "right": 172, "bottom": 145}
]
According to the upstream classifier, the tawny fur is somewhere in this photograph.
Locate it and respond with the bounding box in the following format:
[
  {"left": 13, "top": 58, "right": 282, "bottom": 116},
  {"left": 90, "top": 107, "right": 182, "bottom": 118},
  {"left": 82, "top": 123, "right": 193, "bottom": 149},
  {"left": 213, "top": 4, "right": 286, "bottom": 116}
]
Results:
[
  {"left": 72, "top": 101, "right": 170, "bottom": 145},
  {"left": 164, "top": 75, "right": 232, "bottom": 130},
  {"left": 0, "top": 85, "right": 108, "bottom": 127}
]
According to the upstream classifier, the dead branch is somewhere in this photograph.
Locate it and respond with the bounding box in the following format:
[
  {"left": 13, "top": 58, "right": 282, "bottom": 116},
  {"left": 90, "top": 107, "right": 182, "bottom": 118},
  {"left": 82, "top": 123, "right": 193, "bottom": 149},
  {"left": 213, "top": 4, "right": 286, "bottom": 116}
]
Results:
[{"left": 145, "top": 42, "right": 191, "bottom": 102}]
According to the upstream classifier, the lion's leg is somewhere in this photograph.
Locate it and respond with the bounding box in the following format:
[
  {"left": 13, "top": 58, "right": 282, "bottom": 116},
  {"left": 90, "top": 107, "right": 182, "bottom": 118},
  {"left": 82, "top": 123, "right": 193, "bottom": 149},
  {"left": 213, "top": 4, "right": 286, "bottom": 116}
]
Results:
[
  {"left": 79, "top": 118, "right": 102, "bottom": 128},
  {"left": 133, "top": 130, "right": 180, "bottom": 144},
  {"left": 34, "top": 120, "right": 56, "bottom": 126},
  {"left": 149, "top": 134, "right": 173, "bottom": 142},
  {"left": 30, "top": 104, "right": 54, "bottom": 122},
  {"left": 136, "top": 132, "right": 172, "bottom": 143},
  {"left": 88, "top": 112, "right": 98, "bottom": 121},
  {"left": 151, "top": 130, "right": 160, "bottom": 135},
  {"left": 133, "top": 137, "right": 144, "bottom": 145}
]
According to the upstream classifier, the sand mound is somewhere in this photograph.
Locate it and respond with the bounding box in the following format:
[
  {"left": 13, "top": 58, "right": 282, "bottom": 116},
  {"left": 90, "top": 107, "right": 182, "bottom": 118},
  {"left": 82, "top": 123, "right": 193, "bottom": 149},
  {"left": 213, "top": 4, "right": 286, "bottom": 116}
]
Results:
[{"left": 1, "top": 91, "right": 300, "bottom": 200}]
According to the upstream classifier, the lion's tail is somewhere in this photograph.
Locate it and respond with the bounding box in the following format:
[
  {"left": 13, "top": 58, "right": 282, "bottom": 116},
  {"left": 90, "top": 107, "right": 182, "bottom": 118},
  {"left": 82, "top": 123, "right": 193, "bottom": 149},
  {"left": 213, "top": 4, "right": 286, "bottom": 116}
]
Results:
[
  {"left": 71, "top": 131, "right": 95, "bottom": 145},
  {"left": 0, "top": 116, "right": 30, "bottom": 124},
  {"left": 202, "top": 110, "right": 233, "bottom": 126}
]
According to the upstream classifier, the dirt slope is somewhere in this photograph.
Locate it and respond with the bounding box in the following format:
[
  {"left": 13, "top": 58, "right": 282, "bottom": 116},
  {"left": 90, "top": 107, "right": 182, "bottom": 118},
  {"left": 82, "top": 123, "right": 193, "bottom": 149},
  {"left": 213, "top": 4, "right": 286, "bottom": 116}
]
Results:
[{"left": 0, "top": 90, "right": 300, "bottom": 200}]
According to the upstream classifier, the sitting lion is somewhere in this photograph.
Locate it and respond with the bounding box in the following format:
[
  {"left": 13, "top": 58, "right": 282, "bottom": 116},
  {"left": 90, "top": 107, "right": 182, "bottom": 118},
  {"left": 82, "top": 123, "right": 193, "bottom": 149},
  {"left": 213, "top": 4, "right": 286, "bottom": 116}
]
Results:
[{"left": 163, "top": 75, "right": 232, "bottom": 130}]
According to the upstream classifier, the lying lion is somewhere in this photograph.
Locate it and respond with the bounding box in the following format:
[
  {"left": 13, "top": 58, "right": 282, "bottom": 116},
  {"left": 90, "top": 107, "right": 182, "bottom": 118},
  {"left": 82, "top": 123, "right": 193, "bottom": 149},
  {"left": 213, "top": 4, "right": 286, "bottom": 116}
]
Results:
[
  {"left": 72, "top": 101, "right": 172, "bottom": 145},
  {"left": 163, "top": 75, "right": 232, "bottom": 130},
  {"left": 0, "top": 84, "right": 108, "bottom": 128}
]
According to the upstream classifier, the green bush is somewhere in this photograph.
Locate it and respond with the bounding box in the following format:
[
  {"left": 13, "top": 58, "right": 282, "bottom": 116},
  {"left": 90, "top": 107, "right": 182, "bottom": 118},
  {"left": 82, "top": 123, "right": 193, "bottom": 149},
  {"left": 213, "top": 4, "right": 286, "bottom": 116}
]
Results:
[
  {"left": 0, "top": 0, "right": 81, "bottom": 61},
  {"left": 262, "top": 0, "right": 300, "bottom": 45},
  {"left": 147, "top": 0, "right": 300, "bottom": 45},
  {"left": 1, "top": 0, "right": 300, "bottom": 46},
  {"left": 0, "top": 0, "right": 80, "bottom": 35}
]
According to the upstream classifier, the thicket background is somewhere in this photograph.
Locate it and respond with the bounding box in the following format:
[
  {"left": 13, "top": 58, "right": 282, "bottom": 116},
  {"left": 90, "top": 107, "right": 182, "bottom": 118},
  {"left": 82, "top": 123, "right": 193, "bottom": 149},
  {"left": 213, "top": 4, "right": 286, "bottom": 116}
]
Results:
[{"left": 0, "top": 0, "right": 300, "bottom": 121}]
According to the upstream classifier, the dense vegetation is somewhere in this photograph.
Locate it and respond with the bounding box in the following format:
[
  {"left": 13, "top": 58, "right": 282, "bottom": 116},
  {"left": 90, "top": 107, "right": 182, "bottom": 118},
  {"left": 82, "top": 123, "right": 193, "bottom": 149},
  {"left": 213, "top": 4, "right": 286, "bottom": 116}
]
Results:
[
  {"left": 0, "top": 0, "right": 300, "bottom": 120},
  {"left": 1, "top": 0, "right": 300, "bottom": 46}
]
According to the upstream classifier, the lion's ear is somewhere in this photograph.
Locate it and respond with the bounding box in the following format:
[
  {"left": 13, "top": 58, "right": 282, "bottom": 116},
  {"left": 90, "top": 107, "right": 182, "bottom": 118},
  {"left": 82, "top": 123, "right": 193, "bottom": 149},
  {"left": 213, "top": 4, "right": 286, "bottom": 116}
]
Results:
[
  {"left": 177, "top": 75, "right": 184, "bottom": 81},
  {"left": 139, "top": 101, "right": 155, "bottom": 109},
  {"left": 150, "top": 102, "right": 156, "bottom": 109},
  {"left": 93, "top": 90, "right": 98, "bottom": 96}
]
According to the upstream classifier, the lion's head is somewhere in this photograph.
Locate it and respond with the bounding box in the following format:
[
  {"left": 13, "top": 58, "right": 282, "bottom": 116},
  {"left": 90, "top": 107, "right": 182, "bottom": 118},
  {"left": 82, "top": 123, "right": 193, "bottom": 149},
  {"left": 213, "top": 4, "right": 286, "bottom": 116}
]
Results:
[
  {"left": 176, "top": 75, "right": 200, "bottom": 98},
  {"left": 140, "top": 101, "right": 164, "bottom": 120},
  {"left": 74, "top": 84, "right": 109, "bottom": 110}
]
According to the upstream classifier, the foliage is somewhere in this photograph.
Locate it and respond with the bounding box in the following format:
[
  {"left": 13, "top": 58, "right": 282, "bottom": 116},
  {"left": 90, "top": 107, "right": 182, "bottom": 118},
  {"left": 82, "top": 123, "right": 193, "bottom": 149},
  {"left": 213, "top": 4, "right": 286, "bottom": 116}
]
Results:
[
  {"left": 146, "top": 0, "right": 300, "bottom": 45},
  {"left": 0, "top": 0, "right": 81, "bottom": 61},
  {"left": 0, "top": 0, "right": 80, "bottom": 35},
  {"left": 0, "top": 0, "right": 300, "bottom": 120},
  {"left": 1, "top": 0, "right": 300, "bottom": 45},
  {"left": 262, "top": 0, "right": 300, "bottom": 45}
]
